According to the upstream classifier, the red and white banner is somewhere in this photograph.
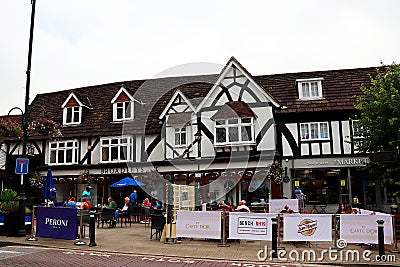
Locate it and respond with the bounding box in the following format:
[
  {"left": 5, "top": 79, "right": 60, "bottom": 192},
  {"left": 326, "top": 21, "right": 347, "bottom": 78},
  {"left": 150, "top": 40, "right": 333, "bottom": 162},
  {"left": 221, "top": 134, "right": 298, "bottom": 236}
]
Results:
[
  {"left": 283, "top": 214, "right": 332, "bottom": 242},
  {"left": 339, "top": 214, "right": 393, "bottom": 244},
  {"left": 228, "top": 212, "right": 277, "bottom": 241},
  {"left": 176, "top": 210, "right": 221, "bottom": 239}
]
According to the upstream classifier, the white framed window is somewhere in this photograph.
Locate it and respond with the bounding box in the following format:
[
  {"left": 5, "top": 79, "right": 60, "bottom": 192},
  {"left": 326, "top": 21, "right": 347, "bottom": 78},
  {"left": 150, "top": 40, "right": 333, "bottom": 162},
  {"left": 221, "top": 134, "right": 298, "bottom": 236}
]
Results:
[
  {"left": 351, "top": 120, "right": 363, "bottom": 138},
  {"left": 100, "top": 136, "right": 133, "bottom": 162},
  {"left": 215, "top": 117, "right": 254, "bottom": 145},
  {"left": 296, "top": 78, "right": 323, "bottom": 100},
  {"left": 300, "top": 122, "right": 329, "bottom": 140},
  {"left": 63, "top": 106, "right": 82, "bottom": 125},
  {"left": 49, "top": 140, "right": 79, "bottom": 165},
  {"left": 174, "top": 127, "right": 187, "bottom": 147},
  {"left": 113, "top": 101, "right": 133, "bottom": 121}
]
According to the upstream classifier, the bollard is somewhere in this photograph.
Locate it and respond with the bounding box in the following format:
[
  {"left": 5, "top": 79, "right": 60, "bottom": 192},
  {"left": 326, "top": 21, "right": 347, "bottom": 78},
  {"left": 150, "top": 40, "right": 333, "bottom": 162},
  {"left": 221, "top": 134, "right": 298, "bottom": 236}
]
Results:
[
  {"left": 89, "top": 210, "right": 97, "bottom": 247},
  {"left": 271, "top": 217, "right": 278, "bottom": 258},
  {"left": 218, "top": 210, "right": 230, "bottom": 247},
  {"left": 377, "top": 219, "right": 385, "bottom": 256}
]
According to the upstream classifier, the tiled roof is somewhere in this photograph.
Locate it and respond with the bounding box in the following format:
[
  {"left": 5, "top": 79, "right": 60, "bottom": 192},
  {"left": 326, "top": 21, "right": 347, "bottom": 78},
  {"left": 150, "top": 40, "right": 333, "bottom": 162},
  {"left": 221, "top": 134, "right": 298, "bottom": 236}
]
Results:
[
  {"left": 211, "top": 101, "right": 255, "bottom": 120},
  {"left": 25, "top": 66, "right": 379, "bottom": 138}
]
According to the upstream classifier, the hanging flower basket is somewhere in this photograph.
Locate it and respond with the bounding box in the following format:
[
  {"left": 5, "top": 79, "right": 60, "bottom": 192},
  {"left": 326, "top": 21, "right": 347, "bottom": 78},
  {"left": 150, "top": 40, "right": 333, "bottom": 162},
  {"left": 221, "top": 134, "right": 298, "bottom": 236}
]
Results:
[
  {"left": 0, "top": 118, "right": 22, "bottom": 139},
  {"left": 29, "top": 117, "right": 61, "bottom": 137},
  {"left": 29, "top": 172, "right": 44, "bottom": 189}
]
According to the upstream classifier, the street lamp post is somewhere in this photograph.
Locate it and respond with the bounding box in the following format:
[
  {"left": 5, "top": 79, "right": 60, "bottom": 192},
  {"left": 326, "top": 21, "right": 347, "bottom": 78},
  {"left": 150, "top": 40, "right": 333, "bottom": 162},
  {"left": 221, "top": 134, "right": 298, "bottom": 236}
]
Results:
[{"left": 15, "top": 0, "right": 37, "bottom": 237}]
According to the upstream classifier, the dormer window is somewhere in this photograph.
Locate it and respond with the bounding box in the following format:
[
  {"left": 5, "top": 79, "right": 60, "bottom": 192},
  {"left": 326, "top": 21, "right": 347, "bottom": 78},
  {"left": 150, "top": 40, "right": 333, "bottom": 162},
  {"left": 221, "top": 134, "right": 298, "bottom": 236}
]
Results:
[
  {"left": 61, "top": 93, "right": 82, "bottom": 125},
  {"left": 296, "top": 78, "right": 323, "bottom": 100},
  {"left": 111, "top": 87, "right": 134, "bottom": 121}
]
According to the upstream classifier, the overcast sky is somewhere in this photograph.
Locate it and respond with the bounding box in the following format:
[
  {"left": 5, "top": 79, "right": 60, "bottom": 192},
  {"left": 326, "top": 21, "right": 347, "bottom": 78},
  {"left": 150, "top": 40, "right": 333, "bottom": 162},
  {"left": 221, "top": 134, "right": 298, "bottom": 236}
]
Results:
[{"left": 1, "top": 0, "right": 400, "bottom": 115}]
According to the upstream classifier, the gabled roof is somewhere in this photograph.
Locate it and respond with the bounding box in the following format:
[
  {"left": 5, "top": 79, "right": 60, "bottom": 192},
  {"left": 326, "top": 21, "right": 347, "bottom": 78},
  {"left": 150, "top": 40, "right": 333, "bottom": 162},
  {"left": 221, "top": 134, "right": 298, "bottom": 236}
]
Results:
[{"left": 61, "top": 92, "right": 83, "bottom": 108}]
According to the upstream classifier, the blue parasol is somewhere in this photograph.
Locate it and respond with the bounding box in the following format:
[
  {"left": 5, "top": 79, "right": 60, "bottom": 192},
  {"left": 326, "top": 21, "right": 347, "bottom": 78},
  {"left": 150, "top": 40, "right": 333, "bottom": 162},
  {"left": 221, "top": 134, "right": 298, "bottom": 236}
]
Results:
[
  {"left": 43, "top": 169, "right": 57, "bottom": 205},
  {"left": 110, "top": 177, "right": 145, "bottom": 188}
]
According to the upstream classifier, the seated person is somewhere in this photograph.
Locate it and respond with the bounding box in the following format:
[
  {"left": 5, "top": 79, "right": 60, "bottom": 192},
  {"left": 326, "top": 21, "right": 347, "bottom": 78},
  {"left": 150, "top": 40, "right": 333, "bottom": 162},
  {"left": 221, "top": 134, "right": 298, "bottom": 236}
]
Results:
[
  {"left": 105, "top": 197, "right": 117, "bottom": 209},
  {"left": 218, "top": 200, "right": 233, "bottom": 212},
  {"left": 280, "top": 205, "right": 294, "bottom": 214},
  {"left": 115, "top": 197, "right": 131, "bottom": 221},
  {"left": 235, "top": 200, "right": 250, "bottom": 212},
  {"left": 66, "top": 197, "right": 77, "bottom": 208},
  {"left": 142, "top": 198, "right": 152, "bottom": 207},
  {"left": 80, "top": 197, "right": 91, "bottom": 210}
]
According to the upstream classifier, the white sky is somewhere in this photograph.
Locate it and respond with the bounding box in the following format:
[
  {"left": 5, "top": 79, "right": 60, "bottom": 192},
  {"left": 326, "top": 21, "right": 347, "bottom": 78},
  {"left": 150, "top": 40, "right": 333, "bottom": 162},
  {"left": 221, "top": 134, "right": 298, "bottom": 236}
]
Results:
[{"left": 1, "top": 0, "right": 400, "bottom": 115}]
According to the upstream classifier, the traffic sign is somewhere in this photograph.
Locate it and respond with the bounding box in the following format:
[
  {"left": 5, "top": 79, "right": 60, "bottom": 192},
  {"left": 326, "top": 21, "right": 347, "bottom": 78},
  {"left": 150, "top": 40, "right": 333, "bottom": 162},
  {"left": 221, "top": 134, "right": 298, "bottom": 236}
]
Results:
[{"left": 15, "top": 158, "right": 29, "bottom": 174}]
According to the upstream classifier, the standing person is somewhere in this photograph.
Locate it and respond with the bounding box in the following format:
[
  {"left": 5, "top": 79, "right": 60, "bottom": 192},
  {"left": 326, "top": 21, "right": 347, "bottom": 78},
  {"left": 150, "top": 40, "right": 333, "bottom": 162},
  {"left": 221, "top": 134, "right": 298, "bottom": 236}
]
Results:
[
  {"left": 129, "top": 189, "right": 138, "bottom": 206},
  {"left": 335, "top": 203, "right": 346, "bottom": 230},
  {"left": 81, "top": 186, "right": 93, "bottom": 201}
]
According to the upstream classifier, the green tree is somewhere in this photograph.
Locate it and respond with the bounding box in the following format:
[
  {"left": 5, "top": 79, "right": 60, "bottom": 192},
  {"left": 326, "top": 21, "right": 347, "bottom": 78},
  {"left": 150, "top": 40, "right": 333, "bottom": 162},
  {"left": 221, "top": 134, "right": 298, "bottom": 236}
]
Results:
[{"left": 353, "top": 63, "right": 400, "bottom": 197}]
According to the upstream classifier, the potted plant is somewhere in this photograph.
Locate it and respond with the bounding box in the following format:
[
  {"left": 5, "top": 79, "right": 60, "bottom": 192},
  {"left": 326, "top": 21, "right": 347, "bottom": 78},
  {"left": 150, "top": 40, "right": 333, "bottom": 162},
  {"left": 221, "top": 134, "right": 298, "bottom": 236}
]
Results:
[
  {"left": 0, "top": 189, "right": 19, "bottom": 236},
  {"left": 0, "top": 118, "right": 23, "bottom": 139},
  {"left": 28, "top": 117, "right": 62, "bottom": 137}
]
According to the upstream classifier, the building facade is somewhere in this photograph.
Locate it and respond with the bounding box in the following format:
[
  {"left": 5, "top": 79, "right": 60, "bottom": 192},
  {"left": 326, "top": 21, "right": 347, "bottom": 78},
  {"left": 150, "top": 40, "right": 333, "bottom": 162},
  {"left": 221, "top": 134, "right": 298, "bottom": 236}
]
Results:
[{"left": 1, "top": 57, "right": 389, "bottom": 210}]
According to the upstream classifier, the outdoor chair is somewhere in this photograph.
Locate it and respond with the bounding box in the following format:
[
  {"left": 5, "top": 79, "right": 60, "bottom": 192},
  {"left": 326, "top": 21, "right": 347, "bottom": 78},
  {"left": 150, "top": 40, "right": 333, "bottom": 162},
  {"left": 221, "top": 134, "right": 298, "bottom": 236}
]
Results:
[
  {"left": 150, "top": 214, "right": 166, "bottom": 240},
  {"left": 118, "top": 208, "right": 132, "bottom": 227},
  {"left": 76, "top": 209, "right": 90, "bottom": 238},
  {"left": 130, "top": 206, "right": 142, "bottom": 223},
  {"left": 141, "top": 207, "right": 151, "bottom": 227},
  {"left": 97, "top": 208, "right": 115, "bottom": 228}
]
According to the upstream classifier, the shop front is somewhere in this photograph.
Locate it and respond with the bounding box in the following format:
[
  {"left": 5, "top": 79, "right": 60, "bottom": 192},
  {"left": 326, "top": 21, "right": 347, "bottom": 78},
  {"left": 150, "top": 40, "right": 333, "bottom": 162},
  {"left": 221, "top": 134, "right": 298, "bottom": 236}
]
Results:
[{"left": 287, "top": 156, "right": 370, "bottom": 206}]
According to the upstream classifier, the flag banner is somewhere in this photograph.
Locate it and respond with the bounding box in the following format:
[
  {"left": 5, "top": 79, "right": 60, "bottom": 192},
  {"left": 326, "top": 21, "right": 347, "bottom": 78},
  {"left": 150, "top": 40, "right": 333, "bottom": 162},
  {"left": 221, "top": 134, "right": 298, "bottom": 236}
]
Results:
[
  {"left": 36, "top": 207, "right": 77, "bottom": 240},
  {"left": 228, "top": 212, "right": 277, "bottom": 240},
  {"left": 283, "top": 214, "right": 332, "bottom": 242},
  {"left": 176, "top": 210, "right": 221, "bottom": 239},
  {"left": 339, "top": 214, "right": 393, "bottom": 244}
]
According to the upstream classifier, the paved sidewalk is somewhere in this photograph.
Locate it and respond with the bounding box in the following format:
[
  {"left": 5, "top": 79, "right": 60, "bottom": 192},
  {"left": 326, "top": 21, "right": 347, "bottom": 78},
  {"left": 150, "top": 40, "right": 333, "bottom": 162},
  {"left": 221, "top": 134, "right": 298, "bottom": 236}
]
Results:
[{"left": 0, "top": 222, "right": 399, "bottom": 266}]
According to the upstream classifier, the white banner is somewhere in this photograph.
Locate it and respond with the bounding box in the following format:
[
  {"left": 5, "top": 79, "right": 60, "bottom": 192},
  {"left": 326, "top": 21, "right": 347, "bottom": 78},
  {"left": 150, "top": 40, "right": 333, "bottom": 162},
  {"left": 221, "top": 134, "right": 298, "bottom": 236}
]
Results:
[
  {"left": 176, "top": 210, "right": 221, "bottom": 239},
  {"left": 268, "top": 199, "right": 299, "bottom": 213},
  {"left": 339, "top": 214, "right": 393, "bottom": 244},
  {"left": 228, "top": 212, "right": 277, "bottom": 241},
  {"left": 283, "top": 214, "right": 332, "bottom": 242}
]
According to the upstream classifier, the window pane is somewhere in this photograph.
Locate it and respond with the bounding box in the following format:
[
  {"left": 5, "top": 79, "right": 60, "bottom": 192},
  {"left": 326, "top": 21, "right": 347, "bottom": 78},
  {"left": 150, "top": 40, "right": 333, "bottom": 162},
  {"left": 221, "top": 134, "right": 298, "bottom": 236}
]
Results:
[
  {"left": 120, "top": 146, "right": 127, "bottom": 160},
  {"left": 116, "top": 103, "right": 124, "bottom": 119},
  {"left": 181, "top": 132, "right": 186, "bottom": 144},
  {"left": 67, "top": 142, "right": 73, "bottom": 147},
  {"left": 102, "top": 139, "right": 109, "bottom": 145},
  {"left": 66, "top": 149, "right": 73, "bottom": 163},
  {"left": 102, "top": 147, "right": 109, "bottom": 161},
  {"left": 216, "top": 120, "right": 225, "bottom": 125},
  {"left": 58, "top": 150, "right": 65, "bottom": 163},
  {"left": 66, "top": 108, "right": 72, "bottom": 123},
  {"left": 125, "top": 102, "right": 132, "bottom": 118},
  {"left": 228, "top": 119, "right": 238, "bottom": 124},
  {"left": 216, "top": 128, "right": 226, "bottom": 143},
  {"left": 59, "top": 143, "right": 65, "bottom": 148},
  {"left": 50, "top": 143, "right": 57, "bottom": 148},
  {"left": 241, "top": 126, "right": 252, "bottom": 141},
  {"left": 228, "top": 127, "right": 239, "bottom": 142},
  {"left": 302, "top": 83, "right": 310, "bottom": 98},
  {"left": 320, "top": 123, "right": 328, "bottom": 138},
  {"left": 50, "top": 150, "right": 56, "bottom": 163},
  {"left": 310, "top": 82, "right": 319, "bottom": 97},
  {"left": 242, "top": 118, "right": 251, "bottom": 124},
  {"left": 73, "top": 107, "right": 80, "bottom": 122},
  {"left": 111, "top": 147, "right": 118, "bottom": 160},
  {"left": 111, "top": 139, "right": 118, "bottom": 145},
  {"left": 175, "top": 132, "right": 180, "bottom": 145},
  {"left": 301, "top": 124, "right": 309, "bottom": 139},
  {"left": 310, "top": 123, "right": 319, "bottom": 139}
]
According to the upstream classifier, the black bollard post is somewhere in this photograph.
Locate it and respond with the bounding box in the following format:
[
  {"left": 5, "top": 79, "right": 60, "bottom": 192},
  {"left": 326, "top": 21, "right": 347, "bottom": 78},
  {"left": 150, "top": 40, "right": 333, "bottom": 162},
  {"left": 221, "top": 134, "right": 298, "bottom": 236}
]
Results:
[
  {"left": 89, "top": 210, "right": 97, "bottom": 247},
  {"left": 218, "top": 210, "right": 230, "bottom": 247},
  {"left": 377, "top": 219, "right": 385, "bottom": 257},
  {"left": 271, "top": 217, "right": 278, "bottom": 258}
]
